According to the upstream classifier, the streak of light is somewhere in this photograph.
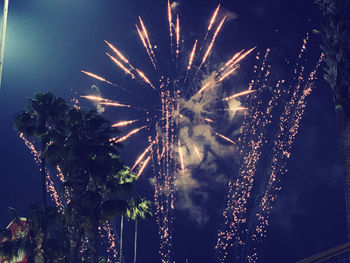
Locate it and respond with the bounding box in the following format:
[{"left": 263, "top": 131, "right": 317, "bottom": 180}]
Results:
[
  {"left": 202, "top": 117, "right": 214, "bottom": 123},
  {"left": 106, "top": 52, "right": 135, "bottom": 79},
  {"left": 80, "top": 95, "right": 106, "bottom": 102},
  {"left": 136, "top": 24, "right": 153, "bottom": 67},
  {"left": 176, "top": 14, "right": 180, "bottom": 57},
  {"left": 224, "top": 47, "right": 256, "bottom": 71},
  {"left": 104, "top": 40, "right": 133, "bottom": 68},
  {"left": 111, "top": 126, "right": 147, "bottom": 144},
  {"left": 196, "top": 80, "right": 214, "bottom": 95},
  {"left": 81, "top": 95, "right": 131, "bottom": 108},
  {"left": 232, "top": 47, "right": 256, "bottom": 66},
  {"left": 111, "top": 119, "right": 139, "bottom": 128},
  {"left": 221, "top": 50, "right": 244, "bottom": 70},
  {"left": 208, "top": 4, "right": 221, "bottom": 31},
  {"left": 214, "top": 131, "right": 236, "bottom": 145},
  {"left": 230, "top": 107, "right": 248, "bottom": 111},
  {"left": 193, "top": 144, "right": 202, "bottom": 161},
  {"left": 131, "top": 139, "right": 157, "bottom": 171},
  {"left": 168, "top": 0, "right": 173, "bottom": 44},
  {"left": 99, "top": 101, "right": 131, "bottom": 108},
  {"left": 81, "top": 70, "right": 114, "bottom": 85},
  {"left": 222, "top": 90, "right": 256, "bottom": 101},
  {"left": 187, "top": 39, "right": 198, "bottom": 70},
  {"left": 138, "top": 17, "right": 157, "bottom": 68},
  {"left": 199, "top": 16, "right": 226, "bottom": 69},
  {"left": 217, "top": 65, "right": 239, "bottom": 82},
  {"left": 178, "top": 139, "right": 185, "bottom": 174},
  {"left": 136, "top": 69, "right": 156, "bottom": 89},
  {"left": 136, "top": 156, "right": 151, "bottom": 179}
]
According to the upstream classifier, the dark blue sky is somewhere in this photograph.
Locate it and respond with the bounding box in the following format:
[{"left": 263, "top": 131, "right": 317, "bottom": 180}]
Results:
[{"left": 0, "top": 1, "right": 347, "bottom": 262}]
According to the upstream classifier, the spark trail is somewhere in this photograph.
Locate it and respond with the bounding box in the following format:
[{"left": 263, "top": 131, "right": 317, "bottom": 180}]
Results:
[
  {"left": 215, "top": 37, "right": 322, "bottom": 263},
  {"left": 81, "top": 2, "right": 257, "bottom": 262}
]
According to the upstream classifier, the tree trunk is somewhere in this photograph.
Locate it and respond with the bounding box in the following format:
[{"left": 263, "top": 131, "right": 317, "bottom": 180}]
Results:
[
  {"left": 341, "top": 118, "right": 350, "bottom": 239},
  {"left": 120, "top": 215, "right": 124, "bottom": 263},
  {"left": 40, "top": 154, "right": 47, "bottom": 263},
  {"left": 133, "top": 219, "right": 138, "bottom": 263}
]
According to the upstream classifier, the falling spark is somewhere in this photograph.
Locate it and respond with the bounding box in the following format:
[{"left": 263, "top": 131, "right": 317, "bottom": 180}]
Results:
[
  {"left": 217, "top": 65, "right": 239, "bottom": 82},
  {"left": 136, "top": 156, "right": 151, "bottom": 179},
  {"left": 136, "top": 69, "right": 156, "bottom": 89},
  {"left": 230, "top": 107, "right": 248, "bottom": 111},
  {"left": 80, "top": 95, "right": 106, "bottom": 102},
  {"left": 138, "top": 17, "right": 157, "bottom": 68},
  {"left": 167, "top": 0, "right": 173, "bottom": 43},
  {"left": 200, "top": 16, "right": 226, "bottom": 69},
  {"left": 208, "top": 4, "right": 221, "bottom": 31},
  {"left": 106, "top": 52, "right": 135, "bottom": 78},
  {"left": 196, "top": 80, "right": 214, "bottom": 95},
  {"left": 99, "top": 101, "right": 131, "bottom": 108},
  {"left": 223, "top": 90, "right": 256, "bottom": 101},
  {"left": 178, "top": 139, "right": 185, "bottom": 174},
  {"left": 202, "top": 117, "right": 214, "bottom": 123},
  {"left": 224, "top": 47, "right": 256, "bottom": 71},
  {"left": 176, "top": 14, "right": 180, "bottom": 57},
  {"left": 220, "top": 50, "right": 244, "bottom": 71},
  {"left": 81, "top": 95, "right": 131, "bottom": 108},
  {"left": 136, "top": 24, "right": 155, "bottom": 68},
  {"left": 193, "top": 144, "right": 202, "bottom": 161},
  {"left": 131, "top": 138, "right": 157, "bottom": 171},
  {"left": 81, "top": 70, "right": 114, "bottom": 85},
  {"left": 111, "top": 119, "right": 139, "bottom": 127},
  {"left": 187, "top": 39, "right": 198, "bottom": 71},
  {"left": 111, "top": 126, "right": 147, "bottom": 144},
  {"left": 214, "top": 132, "right": 236, "bottom": 145},
  {"left": 104, "top": 40, "right": 133, "bottom": 68}
]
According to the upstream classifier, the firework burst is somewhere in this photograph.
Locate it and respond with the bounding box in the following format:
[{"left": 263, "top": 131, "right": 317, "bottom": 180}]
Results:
[{"left": 81, "top": 2, "right": 255, "bottom": 262}]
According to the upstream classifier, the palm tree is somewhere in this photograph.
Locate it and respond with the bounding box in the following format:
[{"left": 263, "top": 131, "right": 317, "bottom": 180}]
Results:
[
  {"left": 126, "top": 197, "right": 152, "bottom": 263},
  {"left": 13, "top": 92, "right": 68, "bottom": 263},
  {"left": 14, "top": 92, "right": 138, "bottom": 262},
  {"left": 115, "top": 167, "right": 136, "bottom": 263},
  {"left": 44, "top": 107, "right": 133, "bottom": 262},
  {"left": 315, "top": 0, "right": 350, "bottom": 239}
]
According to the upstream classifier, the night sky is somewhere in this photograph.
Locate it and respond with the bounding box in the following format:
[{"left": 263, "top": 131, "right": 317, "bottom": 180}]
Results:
[{"left": 0, "top": 1, "right": 347, "bottom": 263}]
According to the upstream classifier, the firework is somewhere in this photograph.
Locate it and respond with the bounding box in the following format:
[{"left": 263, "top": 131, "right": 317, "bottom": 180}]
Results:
[
  {"left": 81, "top": 3, "right": 256, "bottom": 262},
  {"left": 111, "top": 119, "right": 139, "bottom": 128},
  {"left": 214, "top": 131, "right": 236, "bottom": 145},
  {"left": 187, "top": 39, "right": 198, "bottom": 71},
  {"left": 223, "top": 90, "right": 256, "bottom": 101},
  {"left": 208, "top": 4, "right": 221, "bottom": 32},
  {"left": 110, "top": 126, "right": 147, "bottom": 144},
  {"left": 106, "top": 52, "right": 135, "bottom": 78},
  {"left": 81, "top": 70, "right": 115, "bottom": 85},
  {"left": 199, "top": 16, "right": 226, "bottom": 69}
]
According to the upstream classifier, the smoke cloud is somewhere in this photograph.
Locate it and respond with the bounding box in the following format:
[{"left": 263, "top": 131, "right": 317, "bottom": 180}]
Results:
[
  {"left": 174, "top": 72, "right": 238, "bottom": 225},
  {"left": 90, "top": 85, "right": 105, "bottom": 114}
]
